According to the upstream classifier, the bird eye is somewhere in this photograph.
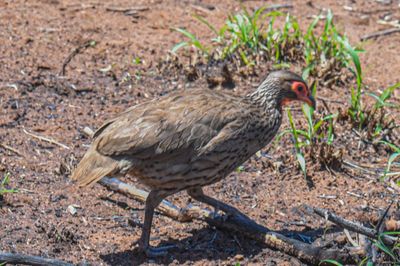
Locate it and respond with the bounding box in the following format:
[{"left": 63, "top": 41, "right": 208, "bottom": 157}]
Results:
[{"left": 297, "top": 85, "right": 303, "bottom": 92}]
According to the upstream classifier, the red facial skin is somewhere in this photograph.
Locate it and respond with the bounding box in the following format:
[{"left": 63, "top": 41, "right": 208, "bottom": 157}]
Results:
[{"left": 281, "top": 81, "right": 316, "bottom": 109}]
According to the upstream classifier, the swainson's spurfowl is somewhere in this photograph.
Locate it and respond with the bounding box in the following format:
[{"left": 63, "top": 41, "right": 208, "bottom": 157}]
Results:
[{"left": 71, "top": 70, "right": 315, "bottom": 256}]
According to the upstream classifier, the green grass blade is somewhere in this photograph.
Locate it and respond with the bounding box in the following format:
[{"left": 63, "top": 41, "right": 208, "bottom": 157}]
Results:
[
  {"left": 173, "top": 28, "right": 206, "bottom": 52},
  {"left": 296, "top": 152, "right": 306, "bottom": 176},
  {"left": 287, "top": 109, "right": 299, "bottom": 146},
  {"left": 275, "top": 129, "right": 293, "bottom": 143},
  {"left": 373, "top": 82, "right": 400, "bottom": 109},
  {"left": 374, "top": 240, "right": 398, "bottom": 261},
  {"left": 1, "top": 173, "right": 10, "bottom": 186},
  {"left": 194, "top": 14, "right": 219, "bottom": 36},
  {"left": 306, "top": 15, "right": 320, "bottom": 36},
  {"left": 171, "top": 41, "right": 188, "bottom": 53},
  {"left": 383, "top": 152, "right": 400, "bottom": 179},
  {"left": 340, "top": 37, "right": 362, "bottom": 86},
  {"left": 327, "top": 118, "right": 335, "bottom": 145},
  {"left": 379, "top": 141, "right": 400, "bottom": 153}
]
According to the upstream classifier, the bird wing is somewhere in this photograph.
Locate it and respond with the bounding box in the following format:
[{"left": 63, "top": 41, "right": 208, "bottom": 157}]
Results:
[{"left": 93, "top": 90, "right": 249, "bottom": 159}]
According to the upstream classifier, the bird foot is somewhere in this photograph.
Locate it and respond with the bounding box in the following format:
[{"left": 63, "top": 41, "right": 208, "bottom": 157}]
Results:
[
  {"left": 133, "top": 240, "right": 177, "bottom": 257},
  {"left": 142, "top": 244, "right": 177, "bottom": 257},
  {"left": 212, "top": 207, "right": 220, "bottom": 219}
]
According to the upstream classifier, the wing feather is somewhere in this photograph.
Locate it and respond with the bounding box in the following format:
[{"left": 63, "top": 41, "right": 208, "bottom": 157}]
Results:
[{"left": 93, "top": 89, "right": 248, "bottom": 159}]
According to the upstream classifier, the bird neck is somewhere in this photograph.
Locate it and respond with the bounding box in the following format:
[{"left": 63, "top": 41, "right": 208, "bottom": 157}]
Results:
[{"left": 247, "top": 87, "right": 283, "bottom": 113}]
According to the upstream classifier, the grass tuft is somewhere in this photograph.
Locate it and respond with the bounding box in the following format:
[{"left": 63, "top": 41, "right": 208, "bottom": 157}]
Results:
[{"left": 172, "top": 7, "right": 360, "bottom": 82}]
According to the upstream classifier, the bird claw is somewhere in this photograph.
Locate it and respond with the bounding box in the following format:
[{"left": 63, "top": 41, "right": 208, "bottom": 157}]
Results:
[
  {"left": 211, "top": 207, "right": 220, "bottom": 219},
  {"left": 142, "top": 244, "right": 177, "bottom": 257},
  {"left": 133, "top": 239, "right": 177, "bottom": 257}
]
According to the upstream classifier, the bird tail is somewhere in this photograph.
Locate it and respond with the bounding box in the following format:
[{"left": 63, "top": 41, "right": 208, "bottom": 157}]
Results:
[{"left": 71, "top": 147, "right": 118, "bottom": 187}]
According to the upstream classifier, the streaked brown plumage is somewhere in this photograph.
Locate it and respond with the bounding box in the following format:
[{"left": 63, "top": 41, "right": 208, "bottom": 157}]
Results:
[{"left": 71, "top": 70, "right": 315, "bottom": 256}]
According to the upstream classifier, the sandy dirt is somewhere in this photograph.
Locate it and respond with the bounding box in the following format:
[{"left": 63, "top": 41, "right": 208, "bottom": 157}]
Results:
[{"left": 1, "top": 0, "right": 400, "bottom": 265}]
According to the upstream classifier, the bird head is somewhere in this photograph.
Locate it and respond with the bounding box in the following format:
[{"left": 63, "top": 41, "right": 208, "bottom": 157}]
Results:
[{"left": 255, "top": 70, "right": 316, "bottom": 110}]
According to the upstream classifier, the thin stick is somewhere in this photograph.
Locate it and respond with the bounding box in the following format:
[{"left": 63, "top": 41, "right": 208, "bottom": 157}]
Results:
[
  {"left": 0, "top": 143, "right": 25, "bottom": 157},
  {"left": 59, "top": 40, "right": 95, "bottom": 76},
  {"left": 343, "top": 160, "right": 378, "bottom": 175},
  {"left": 376, "top": 201, "right": 393, "bottom": 234},
  {"left": 0, "top": 252, "right": 73, "bottom": 266},
  {"left": 105, "top": 6, "right": 149, "bottom": 12},
  {"left": 309, "top": 206, "right": 397, "bottom": 246},
  {"left": 99, "top": 177, "right": 356, "bottom": 264},
  {"left": 264, "top": 4, "right": 293, "bottom": 12},
  {"left": 99, "top": 177, "right": 192, "bottom": 222},
  {"left": 360, "top": 28, "right": 400, "bottom": 41},
  {"left": 23, "top": 129, "right": 70, "bottom": 150}
]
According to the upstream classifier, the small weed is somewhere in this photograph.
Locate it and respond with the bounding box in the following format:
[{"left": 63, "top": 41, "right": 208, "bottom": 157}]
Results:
[
  {"left": 374, "top": 231, "right": 400, "bottom": 263},
  {"left": 172, "top": 28, "right": 209, "bottom": 55},
  {"left": 133, "top": 56, "right": 142, "bottom": 65},
  {"left": 380, "top": 141, "right": 400, "bottom": 180},
  {"left": 0, "top": 172, "right": 18, "bottom": 199},
  {"left": 286, "top": 108, "right": 307, "bottom": 177},
  {"left": 277, "top": 85, "right": 339, "bottom": 176},
  {"left": 303, "top": 10, "right": 363, "bottom": 81},
  {"left": 346, "top": 82, "right": 400, "bottom": 140},
  {"left": 320, "top": 231, "right": 400, "bottom": 265},
  {"left": 366, "top": 82, "right": 400, "bottom": 138},
  {"left": 236, "top": 165, "right": 245, "bottom": 173}
]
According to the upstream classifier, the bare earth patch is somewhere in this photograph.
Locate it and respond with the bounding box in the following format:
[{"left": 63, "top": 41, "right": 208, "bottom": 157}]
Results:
[{"left": 1, "top": 0, "right": 399, "bottom": 265}]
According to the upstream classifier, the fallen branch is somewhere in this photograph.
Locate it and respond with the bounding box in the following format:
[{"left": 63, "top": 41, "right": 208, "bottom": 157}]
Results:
[
  {"left": 309, "top": 206, "right": 397, "bottom": 246},
  {"left": 100, "top": 177, "right": 356, "bottom": 265},
  {"left": 360, "top": 27, "right": 400, "bottom": 41},
  {"left": 0, "top": 252, "right": 73, "bottom": 266},
  {"left": 99, "top": 177, "right": 192, "bottom": 222},
  {"left": 59, "top": 40, "right": 96, "bottom": 76},
  {"left": 23, "top": 129, "right": 70, "bottom": 150}
]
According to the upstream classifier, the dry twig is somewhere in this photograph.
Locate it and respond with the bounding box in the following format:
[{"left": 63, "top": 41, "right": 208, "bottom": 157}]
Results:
[
  {"left": 59, "top": 40, "right": 96, "bottom": 76},
  {"left": 105, "top": 6, "right": 149, "bottom": 12},
  {"left": 264, "top": 3, "right": 293, "bottom": 11},
  {"left": 0, "top": 143, "right": 25, "bottom": 157},
  {"left": 23, "top": 129, "right": 70, "bottom": 150},
  {"left": 360, "top": 27, "right": 400, "bottom": 41}
]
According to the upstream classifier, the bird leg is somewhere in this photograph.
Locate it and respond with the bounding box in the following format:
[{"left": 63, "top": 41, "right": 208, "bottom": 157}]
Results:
[
  {"left": 137, "top": 190, "right": 176, "bottom": 257},
  {"left": 187, "top": 187, "right": 252, "bottom": 221}
]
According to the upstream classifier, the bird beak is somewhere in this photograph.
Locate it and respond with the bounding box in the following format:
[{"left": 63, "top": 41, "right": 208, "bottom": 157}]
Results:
[{"left": 299, "top": 95, "right": 316, "bottom": 109}]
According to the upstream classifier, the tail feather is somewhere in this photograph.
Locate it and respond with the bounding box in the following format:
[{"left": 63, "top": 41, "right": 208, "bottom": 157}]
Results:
[{"left": 71, "top": 148, "right": 118, "bottom": 187}]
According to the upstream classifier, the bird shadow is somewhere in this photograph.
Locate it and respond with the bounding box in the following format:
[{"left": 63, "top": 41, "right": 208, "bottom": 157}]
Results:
[{"left": 100, "top": 225, "right": 339, "bottom": 265}]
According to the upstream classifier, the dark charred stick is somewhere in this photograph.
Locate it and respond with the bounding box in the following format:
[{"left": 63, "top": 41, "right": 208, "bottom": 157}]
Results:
[{"left": 376, "top": 201, "right": 393, "bottom": 234}]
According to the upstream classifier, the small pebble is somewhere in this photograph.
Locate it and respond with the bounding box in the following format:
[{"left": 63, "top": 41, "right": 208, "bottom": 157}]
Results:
[{"left": 67, "top": 204, "right": 80, "bottom": 215}]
